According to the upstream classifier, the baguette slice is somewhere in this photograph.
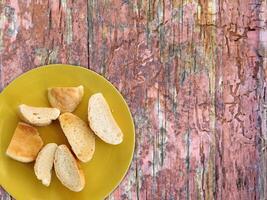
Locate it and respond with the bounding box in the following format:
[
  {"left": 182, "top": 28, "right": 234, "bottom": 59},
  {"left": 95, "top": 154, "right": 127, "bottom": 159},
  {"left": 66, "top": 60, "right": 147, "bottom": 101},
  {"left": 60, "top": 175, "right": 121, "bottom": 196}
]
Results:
[
  {"left": 54, "top": 145, "right": 85, "bottom": 192},
  {"left": 6, "top": 122, "right": 44, "bottom": 162},
  {"left": 48, "top": 85, "right": 84, "bottom": 113},
  {"left": 34, "top": 143, "right": 58, "bottom": 186},
  {"left": 88, "top": 93, "right": 123, "bottom": 145},
  {"left": 18, "top": 104, "right": 60, "bottom": 126},
  {"left": 59, "top": 113, "right": 95, "bottom": 162}
]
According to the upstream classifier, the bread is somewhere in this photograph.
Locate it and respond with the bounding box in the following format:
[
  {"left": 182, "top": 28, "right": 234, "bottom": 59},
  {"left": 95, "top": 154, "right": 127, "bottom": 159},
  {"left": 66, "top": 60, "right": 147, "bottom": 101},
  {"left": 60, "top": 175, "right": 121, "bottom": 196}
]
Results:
[
  {"left": 18, "top": 104, "right": 60, "bottom": 126},
  {"left": 6, "top": 122, "right": 44, "bottom": 162},
  {"left": 34, "top": 143, "right": 58, "bottom": 186},
  {"left": 48, "top": 85, "right": 84, "bottom": 113},
  {"left": 88, "top": 93, "right": 123, "bottom": 145},
  {"left": 59, "top": 113, "right": 95, "bottom": 162},
  {"left": 54, "top": 145, "right": 85, "bottom": 192}
]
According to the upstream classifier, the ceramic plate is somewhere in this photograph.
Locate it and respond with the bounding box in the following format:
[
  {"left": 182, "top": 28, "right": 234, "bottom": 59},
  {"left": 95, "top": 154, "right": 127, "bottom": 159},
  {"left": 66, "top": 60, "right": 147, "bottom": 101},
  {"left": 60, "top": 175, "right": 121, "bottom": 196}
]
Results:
[{"left": 0, "top": 64, "right": 135, "bottom": 200}]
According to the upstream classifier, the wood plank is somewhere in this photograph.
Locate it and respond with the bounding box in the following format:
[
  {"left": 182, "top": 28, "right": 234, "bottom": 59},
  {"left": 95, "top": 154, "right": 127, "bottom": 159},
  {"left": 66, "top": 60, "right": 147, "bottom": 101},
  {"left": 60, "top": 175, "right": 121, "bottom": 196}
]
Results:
[
  {"left": 215, "top": 0, "right": 260, "bottom": 199},
  {"left": 0, "top": 0, "right": 265, "bottom": 199}
]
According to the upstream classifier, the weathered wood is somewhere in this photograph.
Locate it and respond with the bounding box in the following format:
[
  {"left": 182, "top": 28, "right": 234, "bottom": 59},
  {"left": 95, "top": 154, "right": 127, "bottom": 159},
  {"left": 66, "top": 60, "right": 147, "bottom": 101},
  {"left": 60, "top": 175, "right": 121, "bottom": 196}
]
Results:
[
  {"left": 216, "top": 1, "right": 261, "bottom": 199},
  {"left": 0, "top": 0, "right": 266, "bottom": 199}
]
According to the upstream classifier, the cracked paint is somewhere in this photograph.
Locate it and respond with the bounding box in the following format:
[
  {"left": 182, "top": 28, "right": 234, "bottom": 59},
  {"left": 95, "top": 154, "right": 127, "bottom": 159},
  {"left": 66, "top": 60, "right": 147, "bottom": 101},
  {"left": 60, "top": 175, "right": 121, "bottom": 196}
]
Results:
[{"left": 0, "top": 0, "right": 266, "bottom": 199}]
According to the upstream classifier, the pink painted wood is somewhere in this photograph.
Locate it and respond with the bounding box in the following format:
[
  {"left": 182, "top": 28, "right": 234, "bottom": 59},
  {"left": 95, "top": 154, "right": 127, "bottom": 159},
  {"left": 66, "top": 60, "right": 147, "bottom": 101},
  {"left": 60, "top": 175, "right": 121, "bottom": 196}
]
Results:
[{"left": 0, "top": 0, "right": 266, "bottom": 199}]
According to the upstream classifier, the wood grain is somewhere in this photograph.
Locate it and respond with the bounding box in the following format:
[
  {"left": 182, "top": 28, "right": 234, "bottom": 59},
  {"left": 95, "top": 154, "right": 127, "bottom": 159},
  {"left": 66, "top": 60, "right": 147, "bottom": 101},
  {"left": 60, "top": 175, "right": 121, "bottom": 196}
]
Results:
[{"left": 0, "top": 0, "right": 266, "bottom": 199}]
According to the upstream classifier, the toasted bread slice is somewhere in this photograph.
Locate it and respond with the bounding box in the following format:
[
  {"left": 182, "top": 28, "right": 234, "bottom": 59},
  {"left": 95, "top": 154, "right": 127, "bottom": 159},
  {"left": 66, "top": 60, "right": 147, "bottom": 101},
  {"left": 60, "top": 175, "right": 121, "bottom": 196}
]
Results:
[
  {"left": 88, "top": 93, "right": 123, "bottom": 145},
  {"left": 54, "top": 145, "right": 85, "bottom": 192},
  {"left": 6, "top": 122, "right": 44, "bottom": 162},
  {"left": 18, "top": 104, "right": 60, "bottom": 126},
  {"left": 59, "top": 113, "right": 95, "bottom": 162},
  {"left": 48, "top": 85, "right": 84, "bottom": 113},
  {"left": 34, "top": 143, "right": 58, "bottom": 186}
]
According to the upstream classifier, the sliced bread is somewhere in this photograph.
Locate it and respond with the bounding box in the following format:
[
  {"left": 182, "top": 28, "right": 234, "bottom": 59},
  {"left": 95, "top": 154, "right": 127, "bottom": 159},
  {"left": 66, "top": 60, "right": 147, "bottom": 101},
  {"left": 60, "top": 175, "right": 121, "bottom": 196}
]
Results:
[
  {"left": 88, "top": 93, "right": 123, "bottom": 145},
  {"left": 18, "top": 104, "right": 60, "bottom": 126},
  {"left": 6, "top": 122, "right": 44, "bottom": 162},
  {"left": 48, "top": 85, "right": 84, "bottom": 113},
  {"left": 54, "top": 145, "right": 85, "bottom": 192},
  {"left": 34, "top": 143, "right": 58, "bottom": 186},
  {"left": 59, "top": 113, "right": 95, "bottom": 162}
]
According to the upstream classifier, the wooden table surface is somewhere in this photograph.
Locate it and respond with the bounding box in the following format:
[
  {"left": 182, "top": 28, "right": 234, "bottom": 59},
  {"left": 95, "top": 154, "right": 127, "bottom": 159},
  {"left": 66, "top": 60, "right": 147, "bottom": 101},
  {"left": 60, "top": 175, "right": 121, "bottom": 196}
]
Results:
[{"left": 0, "top": 0, "right": 267, "bottom": 199}]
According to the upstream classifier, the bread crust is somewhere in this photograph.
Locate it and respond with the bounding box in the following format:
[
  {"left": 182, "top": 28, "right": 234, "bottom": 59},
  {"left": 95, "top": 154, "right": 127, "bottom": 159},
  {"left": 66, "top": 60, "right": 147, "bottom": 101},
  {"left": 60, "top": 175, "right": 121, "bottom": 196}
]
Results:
[
  {"left": 34, "top": 143, "right": 58, "bottom": 186},
  {"left": 54, "top": 145, "right": 85, "bottom": 192},
  {"left": 18, "top": 104, "right": 60, "bottom": 126},
  {"left": 88, "top": 93, "right": 123, "bottom": 145},
  {"left": 6, "top": 122, "right": 44, "bottom": 162},
  {"left": 59, "top": 113, "right": 95, "bottom": 162},
  {"left": 48, "top": 85, "right": 84, "bottom": 113}
]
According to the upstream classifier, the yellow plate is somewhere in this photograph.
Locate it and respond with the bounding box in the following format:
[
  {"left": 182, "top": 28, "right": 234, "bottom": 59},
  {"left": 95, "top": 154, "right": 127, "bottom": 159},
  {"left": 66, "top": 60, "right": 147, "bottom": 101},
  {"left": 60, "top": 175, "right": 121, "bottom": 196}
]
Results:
[{"left": 0, "top": 64, "right": 135, "bottom": 200}]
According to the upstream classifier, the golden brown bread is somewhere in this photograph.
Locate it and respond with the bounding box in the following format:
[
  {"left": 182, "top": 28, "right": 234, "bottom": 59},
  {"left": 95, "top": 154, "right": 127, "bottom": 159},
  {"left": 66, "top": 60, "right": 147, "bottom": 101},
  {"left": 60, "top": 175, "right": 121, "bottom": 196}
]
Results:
[
  {"left": 59, "top": 113, "right": 95, "bottom": 163},
  {"left": 48, "top": 85, "right": 84, "bottom": 113},
  {"left": 6, "top": 122, "right": 44, "bottom": 162}
]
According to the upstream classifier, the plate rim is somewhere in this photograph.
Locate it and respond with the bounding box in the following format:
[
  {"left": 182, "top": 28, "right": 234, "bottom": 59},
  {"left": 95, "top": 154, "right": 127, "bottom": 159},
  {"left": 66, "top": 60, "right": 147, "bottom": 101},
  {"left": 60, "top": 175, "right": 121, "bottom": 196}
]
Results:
[{"left": 0, "top": 64, "right": 136, "bottom": 199}]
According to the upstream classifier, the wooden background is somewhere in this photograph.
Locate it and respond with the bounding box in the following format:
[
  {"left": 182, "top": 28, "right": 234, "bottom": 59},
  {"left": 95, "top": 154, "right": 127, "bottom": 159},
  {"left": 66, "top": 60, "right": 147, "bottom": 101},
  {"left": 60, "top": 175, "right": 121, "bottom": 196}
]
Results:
[{"left": 0, "top": 0, "right": 267, "bottom": 199}]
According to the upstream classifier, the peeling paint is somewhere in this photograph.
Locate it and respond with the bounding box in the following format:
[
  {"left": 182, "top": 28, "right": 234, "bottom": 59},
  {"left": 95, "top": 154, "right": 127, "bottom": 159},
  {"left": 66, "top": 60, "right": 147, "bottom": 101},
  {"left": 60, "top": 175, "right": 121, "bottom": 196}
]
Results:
[
  {"left": 65, "top": 6, "right": 73, "bottom": 45},
  {"left": 21, "top": 12, "right": 33, "bottom": 30},
  {"left": 0, "top": 9, "right": 6, "bottom": 53},
  {"left": 0, "top": 0, "right": 265, "bottom": 199}
]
